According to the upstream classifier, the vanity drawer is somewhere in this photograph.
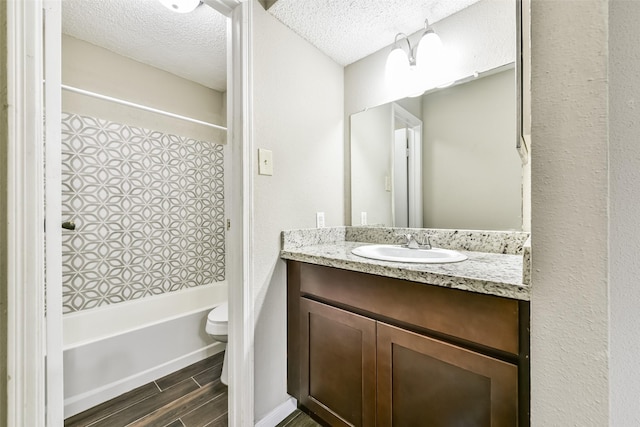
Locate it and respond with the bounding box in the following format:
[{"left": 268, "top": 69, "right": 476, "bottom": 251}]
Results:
[{"left": 295, "top": 262, "right": 520, "bottom": 356}]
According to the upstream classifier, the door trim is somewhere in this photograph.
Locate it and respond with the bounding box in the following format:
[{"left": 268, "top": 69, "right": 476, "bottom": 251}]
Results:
[
  {"left": 5, "top": 0, "right": 47, "bottom": 425},
  {"left": 224, "top": 1, "right": 256, "bottom": 426},
  {"left": 44, "top": 0, "right": 64, "bottom": 424},
  {"left": 391, "top": 103, "right": 423, "bottom": 228}
]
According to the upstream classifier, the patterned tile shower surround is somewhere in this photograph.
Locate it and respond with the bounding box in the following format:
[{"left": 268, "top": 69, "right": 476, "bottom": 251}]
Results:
[{"left": 61, "top": 113, "right": 225, "bottom": 313}]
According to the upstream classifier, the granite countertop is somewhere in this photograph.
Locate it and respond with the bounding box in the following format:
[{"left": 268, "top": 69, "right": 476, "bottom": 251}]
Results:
[{"left": 280, "top": 227, "right": 531, "bottom": 301}]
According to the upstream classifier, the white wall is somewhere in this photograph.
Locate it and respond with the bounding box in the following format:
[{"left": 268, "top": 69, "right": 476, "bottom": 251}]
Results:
[
  {"left": 350, "top": 104, "right": 393, "bottom": 226},
  {"left": 609, "top": 0, "right": 640, "bottom": 424},
  {"left": 530, "top": 1, "right": 609, "bottom": 425},
  {"left": 62, "top": 35, "right": 226, "bottom": 142},
  {"left": 395, "top": 97, "right": 422, "bottom": 120},
  {"left": 422, "top": 69, "right": 521, "bottom": 230},
  {"left": 251, "top": 1, "right": 344, "bottom": 421},
  {"left": 344, "top": 0, "right": 515, "bottom": 224}
]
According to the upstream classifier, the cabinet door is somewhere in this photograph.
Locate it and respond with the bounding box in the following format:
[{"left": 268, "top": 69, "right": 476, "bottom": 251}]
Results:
[
  {"left": 300, "top": 298, "right": 376, "bottom": 427},
  {"left": 377, "top": 322, "right": 518, "bottom": 427}
]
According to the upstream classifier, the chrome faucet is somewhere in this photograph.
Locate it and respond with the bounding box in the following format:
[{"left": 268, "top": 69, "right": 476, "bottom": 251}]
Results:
[
  {"left": 405, "top": 234, "right": 420, "bottom": 249},
  {"left": 404, "top": 233, "right": 432, "bottom": 250}
]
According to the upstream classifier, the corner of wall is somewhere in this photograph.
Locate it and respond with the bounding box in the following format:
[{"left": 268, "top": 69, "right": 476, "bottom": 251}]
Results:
[
  {"left": 530, "top": 1, "right": 609, "bottom": 425},
  {"left": 609, "top": 1, "right": 640, "bottom": 424},
  {"left": 251, "top": 2, "right": 345, "bottom": 420}
]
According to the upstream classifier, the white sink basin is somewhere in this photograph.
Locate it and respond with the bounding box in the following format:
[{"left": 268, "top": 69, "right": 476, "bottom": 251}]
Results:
[{"left": 351, "top": 244, "right": 468, "bottom": 264}]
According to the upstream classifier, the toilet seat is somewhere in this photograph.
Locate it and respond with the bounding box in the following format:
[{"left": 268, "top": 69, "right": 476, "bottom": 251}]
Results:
[{"left": 206, "top": 302, "right": 228, "bottom": 336}]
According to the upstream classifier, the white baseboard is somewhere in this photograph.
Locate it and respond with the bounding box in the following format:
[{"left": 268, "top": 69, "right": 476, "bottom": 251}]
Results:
[
  {"left": 255, "top": 397, "right": 297, "bottom": 427},
  {"left": 64, "top": 342, "right": 225, "bottom": 418}
]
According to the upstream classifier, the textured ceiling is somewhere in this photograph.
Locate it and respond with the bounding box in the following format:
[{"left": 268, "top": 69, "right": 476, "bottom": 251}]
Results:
[
  {"left": 62, "top": 0, "right": 227, "bottom": 91},
  {"left": 268, "top": 0, "right": 483, "bottom": 66},
  {"left": 62, "top": 0, "right": 483, "bottom": 92}
]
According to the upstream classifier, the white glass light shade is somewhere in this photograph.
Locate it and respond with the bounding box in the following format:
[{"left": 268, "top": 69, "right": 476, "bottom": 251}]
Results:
[
  {"left": 416, "top": 32, "right": 445, "bottom": 89},
  {"left": 385, "top": 47, "right": 410, "bottom": 84},
  {"left": 385, "top": 48, "right": 416, "bottom": 98},
  {"left": 159, "top": 0, "right": 200, "bottom": 13},
  {"left": 416, "top": 32, "right": 443, "bottom": 68}
]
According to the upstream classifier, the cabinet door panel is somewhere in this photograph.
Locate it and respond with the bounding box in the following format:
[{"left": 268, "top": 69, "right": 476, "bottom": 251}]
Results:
[
  {"left": 377, "top": 322, "right": 518, "bottom": 427},
  {"left": 300, "top": 298, "right": 376, "bottom": 427}
]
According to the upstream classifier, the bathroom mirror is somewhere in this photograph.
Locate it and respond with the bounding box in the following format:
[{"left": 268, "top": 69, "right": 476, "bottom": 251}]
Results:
[
  {"left": 351, "top": 65, "right": 522, "bottom": 230},
  {"left": 348, "top": 0, "right": 524, "bottom": 231}
]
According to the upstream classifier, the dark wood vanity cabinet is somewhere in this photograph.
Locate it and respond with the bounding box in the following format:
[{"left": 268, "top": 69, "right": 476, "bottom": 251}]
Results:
[
  {"left": 287, "top": 261, "right": 530, "bottom": 427},
  {"left": 299, "top": 299, "right": 376, "bottom": 426},
  {"left": 376, "top": 323, "right": 518, "bottom": 427}
]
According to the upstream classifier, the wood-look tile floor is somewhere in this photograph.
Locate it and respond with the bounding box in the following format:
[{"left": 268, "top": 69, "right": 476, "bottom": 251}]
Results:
[
  {"left": 65, "top": 352, "right": 227, "bottom": 427},
  {"left": 275, "top": 410, "right": 322, "bottom": 427}
]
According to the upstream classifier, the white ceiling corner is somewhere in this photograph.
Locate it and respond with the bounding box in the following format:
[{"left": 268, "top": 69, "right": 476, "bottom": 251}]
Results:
[{"left": 61, "top": 0, "right": 228, "bottom": 91}]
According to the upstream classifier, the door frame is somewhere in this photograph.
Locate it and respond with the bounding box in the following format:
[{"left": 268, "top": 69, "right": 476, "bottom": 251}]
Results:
[
  {"left": 391, "top": 103, "right": 423, "bottom": 228},
  {"left": 5, "top": 0, "right": 47, "bottom": 425},
  {"left": 4, "top": 0, "right": 255, "bottom": 425},
  {"left": 221, "top": 1, "right": 256, "bottom": 426},
  {"left": 392, "top": 127, "right": 409, "bottom": 227},
  {"left": 44, "top": 1, "right": 64, "bottom": 424}
]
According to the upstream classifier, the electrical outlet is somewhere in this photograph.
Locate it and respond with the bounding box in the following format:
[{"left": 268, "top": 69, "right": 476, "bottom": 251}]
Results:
[
  {"left": 361, "top": 212, "right": 367, "bottom": 225},
  {"left": 316, "top": 212, "right": 325, "bottom": 228}
]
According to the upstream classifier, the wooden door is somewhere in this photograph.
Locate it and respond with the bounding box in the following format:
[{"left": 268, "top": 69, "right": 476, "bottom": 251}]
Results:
[
  {"left": 300, "top": 298, "right": 376, "bottom": 427},
  {"left": 377, "top": 322, "right": 518, "bottom": 427}
]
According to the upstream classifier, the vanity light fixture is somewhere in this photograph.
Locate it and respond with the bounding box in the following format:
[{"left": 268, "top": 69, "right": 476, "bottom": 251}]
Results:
[
  {"left": 415, "top": 20, "right": 443, "bottom": 71},
  {"left": 159, "top": 0, "right": 201, "bottom": 13},
  {"left": 385, "top": 19, "right": 445, "bottom": 97},
  {"left": 385, "top": 33, "right": 413, "bottom": 84}
]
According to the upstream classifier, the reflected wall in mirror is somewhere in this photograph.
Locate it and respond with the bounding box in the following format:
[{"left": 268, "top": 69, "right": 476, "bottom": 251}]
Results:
[
  {"left": 351, "top": 103, "right": 424, "bottom": 228},
  {"left": 351, "top": 66, "right": 522, "bottom": 230},
  {"left": 346, "top": 0, "right": 524, "bottom": 231}
]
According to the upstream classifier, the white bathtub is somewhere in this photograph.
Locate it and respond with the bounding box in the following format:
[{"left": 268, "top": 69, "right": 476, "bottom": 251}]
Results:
[{"left": 62, "top": 281, "right": 228, "bottom": 418}]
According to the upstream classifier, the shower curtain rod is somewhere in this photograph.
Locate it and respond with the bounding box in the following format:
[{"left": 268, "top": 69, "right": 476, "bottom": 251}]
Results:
[{"left": 61, "top": 84, "right": 228, "bottom": 131}]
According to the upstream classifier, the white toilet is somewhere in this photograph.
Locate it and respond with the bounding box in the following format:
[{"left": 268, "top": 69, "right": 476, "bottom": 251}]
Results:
[{"left": 206, "top": 302, "right": 228, "bottom": 385}]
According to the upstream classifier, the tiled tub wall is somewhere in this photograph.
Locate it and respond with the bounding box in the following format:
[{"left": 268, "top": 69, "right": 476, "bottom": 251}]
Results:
[{"left": 61, "top": 112, "right": 225, "bottom": 313}]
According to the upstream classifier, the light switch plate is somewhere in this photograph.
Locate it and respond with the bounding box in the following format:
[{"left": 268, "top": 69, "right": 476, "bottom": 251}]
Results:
[
  {"left": 316, "top": 212, "right": 325, "bottom": 228},
  {"left": 258, "top": 149, "right": 273, "bottom": 176}
]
